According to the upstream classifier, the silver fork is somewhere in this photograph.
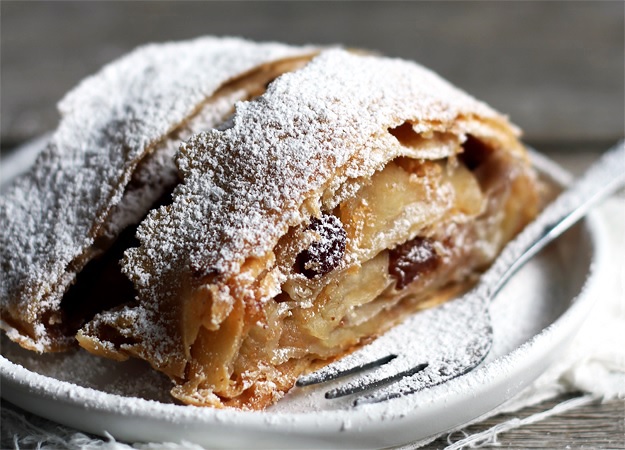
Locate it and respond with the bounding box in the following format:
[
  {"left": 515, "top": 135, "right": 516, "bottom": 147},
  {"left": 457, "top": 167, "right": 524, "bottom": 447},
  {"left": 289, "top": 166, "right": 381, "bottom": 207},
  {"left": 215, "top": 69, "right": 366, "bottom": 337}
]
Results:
[{"left": 296, "top": 141, "right": 625, "bottom": 406}]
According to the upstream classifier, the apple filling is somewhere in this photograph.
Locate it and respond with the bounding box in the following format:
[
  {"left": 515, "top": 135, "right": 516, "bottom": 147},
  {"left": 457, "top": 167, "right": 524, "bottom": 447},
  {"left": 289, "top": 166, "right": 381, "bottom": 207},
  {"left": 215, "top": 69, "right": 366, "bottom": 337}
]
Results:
[{"left": 173, "top": 135, "right": 539, "bottom": 408}]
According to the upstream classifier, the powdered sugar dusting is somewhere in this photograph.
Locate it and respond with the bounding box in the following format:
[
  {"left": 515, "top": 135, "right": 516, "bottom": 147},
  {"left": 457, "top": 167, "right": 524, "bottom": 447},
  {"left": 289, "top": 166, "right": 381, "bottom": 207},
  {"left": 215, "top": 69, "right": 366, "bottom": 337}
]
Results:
[
  {"left": 296, "top": 214, "right": 347, "bottom": 278},
  {"left": 0, "top": 36, "right": 313, "bottom": 349},
  {"left": 101, "top": 88, "right": 248, "bottom": 239}
]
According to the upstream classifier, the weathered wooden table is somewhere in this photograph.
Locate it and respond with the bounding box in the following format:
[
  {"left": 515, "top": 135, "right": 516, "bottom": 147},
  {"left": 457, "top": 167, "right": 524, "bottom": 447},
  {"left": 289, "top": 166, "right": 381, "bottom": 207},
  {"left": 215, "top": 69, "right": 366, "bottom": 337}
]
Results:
[{"left": 2, "top": 2, "right": 623, "bottom": 448}]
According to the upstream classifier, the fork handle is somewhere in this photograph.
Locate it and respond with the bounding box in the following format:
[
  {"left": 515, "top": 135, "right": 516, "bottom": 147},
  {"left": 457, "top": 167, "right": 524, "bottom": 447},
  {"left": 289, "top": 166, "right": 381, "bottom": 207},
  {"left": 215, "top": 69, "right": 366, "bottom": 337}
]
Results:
[{"left": 482, "top": 141, "right": 625, "bottom": 299}]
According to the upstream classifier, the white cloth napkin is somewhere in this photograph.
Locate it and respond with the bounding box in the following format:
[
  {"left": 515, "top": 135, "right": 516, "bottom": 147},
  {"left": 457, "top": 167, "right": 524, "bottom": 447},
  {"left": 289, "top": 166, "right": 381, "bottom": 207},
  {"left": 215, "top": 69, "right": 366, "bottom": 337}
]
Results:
[{"left": 2, "top": 198, "right": 624, "bottom": 450}]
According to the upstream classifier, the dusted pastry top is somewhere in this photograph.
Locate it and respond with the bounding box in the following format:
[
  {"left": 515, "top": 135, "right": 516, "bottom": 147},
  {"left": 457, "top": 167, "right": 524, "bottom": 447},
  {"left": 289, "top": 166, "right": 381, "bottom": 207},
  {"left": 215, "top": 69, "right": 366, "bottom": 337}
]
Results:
[{"left": 179, "top": 50, "right": 518, "bottom": 276}]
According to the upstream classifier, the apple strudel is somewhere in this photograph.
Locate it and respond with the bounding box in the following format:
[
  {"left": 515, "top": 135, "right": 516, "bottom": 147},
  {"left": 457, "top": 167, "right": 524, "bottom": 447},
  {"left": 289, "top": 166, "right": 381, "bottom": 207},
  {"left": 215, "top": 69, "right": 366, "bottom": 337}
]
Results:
[{"left": 1, "top": 42, "right": 540, "bottom": 411}]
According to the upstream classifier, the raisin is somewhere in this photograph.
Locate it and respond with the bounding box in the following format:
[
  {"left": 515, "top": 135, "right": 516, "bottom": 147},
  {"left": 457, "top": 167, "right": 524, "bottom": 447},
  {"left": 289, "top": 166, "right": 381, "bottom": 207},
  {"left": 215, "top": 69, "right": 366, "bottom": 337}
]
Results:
[
  {"left": 388, "top": 236, "right": 440, "bottom": 290},
  {"left": 295, "top": 214, "right": 347, "bottom": 279}
]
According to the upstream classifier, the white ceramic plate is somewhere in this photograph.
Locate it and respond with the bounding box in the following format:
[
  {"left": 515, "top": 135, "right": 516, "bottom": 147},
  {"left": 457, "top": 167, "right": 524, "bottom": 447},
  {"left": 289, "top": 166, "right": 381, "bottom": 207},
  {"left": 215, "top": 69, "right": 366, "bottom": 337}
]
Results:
[{"left": 0, "top": 140, "right": 608, "bottom": 449}]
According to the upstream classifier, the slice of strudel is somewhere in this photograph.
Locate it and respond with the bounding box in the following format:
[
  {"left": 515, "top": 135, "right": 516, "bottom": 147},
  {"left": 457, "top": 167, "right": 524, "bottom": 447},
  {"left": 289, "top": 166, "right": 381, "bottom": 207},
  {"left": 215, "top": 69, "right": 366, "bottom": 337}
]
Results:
[{"left": 73, "top": 49, "right": 540, "bottom": 409}]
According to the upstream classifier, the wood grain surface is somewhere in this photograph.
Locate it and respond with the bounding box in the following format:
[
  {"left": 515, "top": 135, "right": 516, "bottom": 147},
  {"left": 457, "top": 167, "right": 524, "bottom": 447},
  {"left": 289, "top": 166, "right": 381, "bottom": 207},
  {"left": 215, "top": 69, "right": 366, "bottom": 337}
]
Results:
[
  {"left": 1, "top": 2, "right": 623, "bottom": 449},
  {"left": 424, "top": 395, "right": 625, "bottom": 449}
]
